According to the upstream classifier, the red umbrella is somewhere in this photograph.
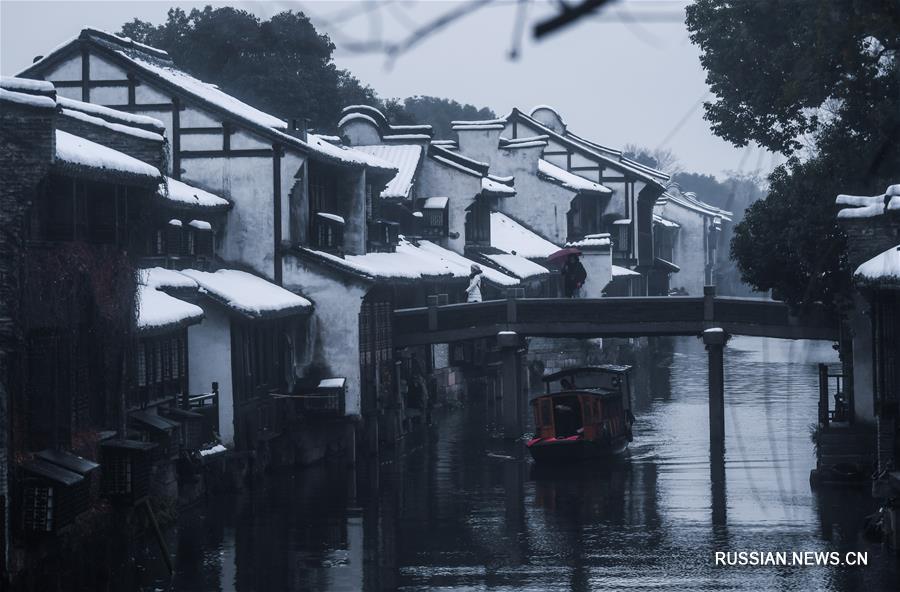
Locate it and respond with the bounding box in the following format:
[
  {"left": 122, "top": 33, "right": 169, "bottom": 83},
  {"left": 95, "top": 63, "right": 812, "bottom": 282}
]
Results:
[{"left": 546, "top": 247, "right": 582, "bottom": 265}]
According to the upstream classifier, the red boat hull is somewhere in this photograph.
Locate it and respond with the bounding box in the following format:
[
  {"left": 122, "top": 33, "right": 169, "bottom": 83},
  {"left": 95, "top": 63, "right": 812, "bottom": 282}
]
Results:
[{"left": 527, "top": 436, "right": 627, "bottom": 463}]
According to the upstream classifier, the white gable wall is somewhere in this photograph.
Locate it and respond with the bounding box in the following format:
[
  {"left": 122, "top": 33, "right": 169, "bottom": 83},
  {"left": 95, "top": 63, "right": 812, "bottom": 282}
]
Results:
[
  {"left": 418, "top": 158, "right": 483, "bottom": 254},
  {"left": 342, "top": 119, "right": 382, "bottom": 146},
  {"left": 282, "top": 257, "right": 368, "bottom": 417},
  {"left": 187, "top": 305, "right": 235, "bottom": 445}
]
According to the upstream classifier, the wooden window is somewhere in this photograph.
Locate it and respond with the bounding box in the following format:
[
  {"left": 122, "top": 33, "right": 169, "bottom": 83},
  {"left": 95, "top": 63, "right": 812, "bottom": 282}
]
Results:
[
  {"left": 421, "top": 198, "right": 449, "bottom": 238},
  {"left": 231, "top": 320, "right": 289, "bottom": 405},
  {"left": 130, "top": 332, "right": 188, "bottom": 408},
  {"left": 465, "top": 200, "right": 491, "bottom": 246},
  {"left": 365, "top": 183, "right": 373, "bottom": 221},
  {"left": 36, "top": 176, "right": 130, "bottom": 244}
]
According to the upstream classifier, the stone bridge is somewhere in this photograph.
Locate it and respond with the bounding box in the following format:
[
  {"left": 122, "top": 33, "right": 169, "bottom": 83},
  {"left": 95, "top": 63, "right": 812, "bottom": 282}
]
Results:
[{"left": 393, "top": 287, "right": 838, "bottom": 449}]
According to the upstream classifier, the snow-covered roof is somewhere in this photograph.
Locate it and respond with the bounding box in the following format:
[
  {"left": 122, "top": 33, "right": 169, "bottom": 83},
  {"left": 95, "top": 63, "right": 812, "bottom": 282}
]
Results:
[
  {"left": 854, "top": 244, "right": 900, "bottom": 288},
  {"left": 181, "top": 269, "right": 312, "bottom": 319},
  {"left": 317, "top": 212, "right": 345, "bottom": 224},
  {"left": 662, "top": 190, "right": 732, "bottom": 220},
  {"left": 428, "top": 144, "right": 490, "bottom": 178},
  {"left": 0, "top": 87, "right": 56, "bottom": 110},
  {"left": 500, "top": 136, "right": 549, "bottom": 150},
  {"left": 1, "top": 76, "right": 54, "bottom": 94},
  {"left": 22, "top": 30, "right": 394, "bottom": 172},
  {"left": 416, "top": 240, "right": 519, "bottom": 287},
  {"left": 653, "top": 213, "right": 680, "bottom": 228},
  {"left": 482, "top": 176, "right": 516, "bottom": 196},
  {"left": 567, "top": 233, "right": 611, "bottom": 248},
  {"left": 161, "top": 177, "right": 230, "bottom": 210},
  {"left": 538, "top": 159, "right": 611, "bottom": 194},
  {"left": 300, "top": 237, "right": 487, "bottom": 283},
  {"left": 119, "top": 51, "right": 287, "bottom": 130},
  {"left": 55, "top": 130, "right": 161, "bottom": 182},
  {"left": 319, "top": 378, "right": 346, "bottom": 389},
  {"left": 57, "top": 96, "right": 165, "bottom": 132},
  {"left": 382, "top": 134, "right": 432, "bottom": 142},
  {"left": 139, "top": 267, "right": 199, "bottom": 290},
  {"left": 304, "top": 133, "right": 398, "bottom": 173},
  {"left": 352, "top": 144, "right": 423, "bottom": 199},
  {"left": 137, "top": 284, "right": 204, "bottom": 331},
  {"left": 490, "top": 211, "right": 560, "bottom": 259},
  {"left": 137, "top": 269, "right": 203, "bottom": 332},
  {"left": 450, "top": 117, "right": 508, "bottom": 126},
  {"left": 612, "top": 265, "right": 641, "bottom": 277},
  {"left": 60, "top": 107, "right": 165, "bottom": 142},
  {"left": 511, "top": 108, "right": 668, "bottom": 189},
  {"left": 483, "top": 253, "right": 549, "bottom": 280},
  {"left": 452, "top": 122, "right": 505, "bottom": 131},
  {"left": 422, "top": 196, "right": 449, "bottom": 209},
  {"left": 836, "top": 184, "right": 900, "bottom": 219}
]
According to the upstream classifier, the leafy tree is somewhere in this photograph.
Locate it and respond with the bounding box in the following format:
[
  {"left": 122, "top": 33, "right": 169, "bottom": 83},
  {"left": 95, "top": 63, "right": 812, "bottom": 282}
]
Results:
[
  {"left": 686, "top": 0, "right": 900, "bottom": 308},
  {"left": 121, "top": 7, "right": 382, "bottom": 131},
  {"left": 120, "top": 8, "right": 498, "bottom": 136},
  {"left": 622, "top": 145, "right": 681, "bottom": 176},
  {"left": 401, "top": 96, "right": 496, "bottom": 139}
]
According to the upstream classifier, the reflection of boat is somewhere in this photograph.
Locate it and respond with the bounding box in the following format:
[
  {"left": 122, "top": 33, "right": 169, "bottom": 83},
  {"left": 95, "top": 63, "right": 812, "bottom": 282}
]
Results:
[{"left": 526, "top": 365, "right": 634, "bottom": 464}]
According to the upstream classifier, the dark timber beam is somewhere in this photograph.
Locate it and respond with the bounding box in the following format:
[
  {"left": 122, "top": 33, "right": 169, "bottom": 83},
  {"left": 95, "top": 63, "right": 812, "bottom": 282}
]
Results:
[
  {"left": 703, "top": 327, "right": 727, "bottom": 453},
  {"left": 498, "top": 330, "right": 524, "bottom": 438}
]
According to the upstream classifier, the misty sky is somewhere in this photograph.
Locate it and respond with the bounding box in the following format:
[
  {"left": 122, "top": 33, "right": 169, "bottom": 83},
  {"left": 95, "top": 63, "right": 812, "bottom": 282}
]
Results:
[{"left": 1, "top": 0, "right": 783, "bottom": 180}]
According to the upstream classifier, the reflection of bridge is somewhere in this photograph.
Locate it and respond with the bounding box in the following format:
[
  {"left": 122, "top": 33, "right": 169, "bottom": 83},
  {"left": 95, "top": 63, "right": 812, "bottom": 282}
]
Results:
[{"left": 393, "top": 287, "right": 838, "bottom": 449}]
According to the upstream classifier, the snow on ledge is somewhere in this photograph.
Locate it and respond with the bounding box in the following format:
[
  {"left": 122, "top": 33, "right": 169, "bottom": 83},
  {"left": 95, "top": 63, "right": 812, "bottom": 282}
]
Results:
[
  {"left": 837, "top": 184, "right": 900, "bottom": 219},
  {"left": 137, "top": 283, "right": 203, "bottom": 331},
  {"left": 162, "top": 177, "right": 230, "bottom": 209},
  {"left": 61, "top": 107, "right": 164, "bottom": 142},
  {"left": 55, "top": 130, "right": 161, "bottom": 180},
  {"left": 482, "top": 176, "right": 516, "bottom": 196},
  {"left": 539, "top": 159, "right": 610, "bottom": 194},
  {"left": 180, "top": 269, "right": 312, "bottom": 318},
  {"left": 484, "top": 253, "right": 549, "bottom": 280},
  {"left": 490, "top": 212, "right": 560, "bottom": 259},
  {"left": 0, "top": 88, "right": 56, "bottom": 110},
  {"left": 854, "top": 244, "right": 900, "bottom": 286}
]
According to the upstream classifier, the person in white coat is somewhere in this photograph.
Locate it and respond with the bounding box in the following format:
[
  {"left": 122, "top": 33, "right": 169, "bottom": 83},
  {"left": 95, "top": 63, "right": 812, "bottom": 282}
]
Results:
[{"left": 466, "top": 264, "right": 483, "bottom": 303}]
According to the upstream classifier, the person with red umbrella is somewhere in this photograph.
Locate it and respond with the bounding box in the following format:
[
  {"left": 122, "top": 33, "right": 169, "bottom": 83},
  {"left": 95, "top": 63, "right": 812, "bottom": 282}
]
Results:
[{"left": 561, "top": 252, "right": 587, "bottom": 298}]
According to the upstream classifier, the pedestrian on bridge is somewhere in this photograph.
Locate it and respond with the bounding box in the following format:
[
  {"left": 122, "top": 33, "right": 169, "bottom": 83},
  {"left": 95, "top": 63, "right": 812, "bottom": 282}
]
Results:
[
  {"left": 562, "top": 254, "right": 587, "bottom": 298},
  {"left": 466, "top": 264, "right": 483, "bottom": 303}
]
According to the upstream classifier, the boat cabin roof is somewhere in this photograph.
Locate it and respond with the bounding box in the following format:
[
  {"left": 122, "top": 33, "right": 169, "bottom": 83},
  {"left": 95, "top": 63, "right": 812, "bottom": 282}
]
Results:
[{"left": 541, "top": 364, "right": 631, "bottom": 383}]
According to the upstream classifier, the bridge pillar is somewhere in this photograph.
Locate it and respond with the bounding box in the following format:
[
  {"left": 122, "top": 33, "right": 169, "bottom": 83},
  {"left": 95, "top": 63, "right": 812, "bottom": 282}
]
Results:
[
  {"left": 703, "top": 327, "right": 727, "bottom": 452},
  {"left": 498, "top": 331, "right": 524, "bottom": 438}
]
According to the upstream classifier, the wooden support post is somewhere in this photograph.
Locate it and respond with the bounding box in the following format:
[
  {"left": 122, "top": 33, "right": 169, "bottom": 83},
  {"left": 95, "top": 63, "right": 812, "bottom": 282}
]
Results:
[
  {"left": 703, "top": 285, "right": 716, "bottom": 324},
  {"left": 427, "top": 295, "right": 439, "bottom": 331},
  {"left": 498, "top": 331, "right": 523, "bottom": 439},
  {"left": 703, "top": 328, "right": 727, "bottom": 452},
  {"left": 818, "top": 363, "right": 830, "bottom": 429},
  {"left": 506, "top": 292, "right": 517, "bottom": 324}
]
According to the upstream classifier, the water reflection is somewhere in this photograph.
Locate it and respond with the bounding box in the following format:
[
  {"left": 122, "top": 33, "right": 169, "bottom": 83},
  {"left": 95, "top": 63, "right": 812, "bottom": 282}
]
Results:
[{"left": 110, "top": 337, "right": 898, "bottom": 591}]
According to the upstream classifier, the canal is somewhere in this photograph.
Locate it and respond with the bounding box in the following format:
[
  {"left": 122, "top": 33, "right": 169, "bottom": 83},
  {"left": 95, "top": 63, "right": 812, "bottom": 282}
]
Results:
[{"left": 119, "top": 337, "right": 898, "bottom": 591}]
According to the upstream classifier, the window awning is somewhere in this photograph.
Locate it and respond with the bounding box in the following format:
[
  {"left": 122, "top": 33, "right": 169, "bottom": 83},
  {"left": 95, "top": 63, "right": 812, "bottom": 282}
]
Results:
[
  {"left": 130, "top": 410, "right": 180, "bottom": 432},
  {"left": 36, "top": 449, "right": 100, "bottom": 476},
  {"left": 22, "top": 458, "right": 84, "bottom": 487},
  {"left": 653, "top": 257, "right": 681, "bottom": 273}
]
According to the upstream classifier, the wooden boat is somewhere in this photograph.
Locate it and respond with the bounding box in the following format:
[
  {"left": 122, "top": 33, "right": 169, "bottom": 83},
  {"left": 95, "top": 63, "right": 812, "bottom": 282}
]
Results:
[{"left": 526, "top": 365, "right": 635, "bottom": 463}]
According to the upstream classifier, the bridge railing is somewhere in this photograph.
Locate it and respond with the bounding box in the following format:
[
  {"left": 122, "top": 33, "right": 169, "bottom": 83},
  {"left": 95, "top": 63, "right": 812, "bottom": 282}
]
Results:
[{"left": 393, "top": 293, "right": 838, "bottom": 343}]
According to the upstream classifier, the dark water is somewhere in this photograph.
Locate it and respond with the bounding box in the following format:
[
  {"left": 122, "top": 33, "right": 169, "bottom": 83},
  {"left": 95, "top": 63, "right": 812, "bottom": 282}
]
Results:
[{"left": 120, "top": 337, "right": 897, "bottom": 591}]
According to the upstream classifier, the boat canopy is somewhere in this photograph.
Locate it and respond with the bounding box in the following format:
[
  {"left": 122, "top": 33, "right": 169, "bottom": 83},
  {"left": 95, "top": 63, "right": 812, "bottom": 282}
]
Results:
[
  {"left": 541, "top": 365, "right": 631, "bottom": 383},
  {"left": 530, "top": 390, "right": 620, "bottom": 403}
]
